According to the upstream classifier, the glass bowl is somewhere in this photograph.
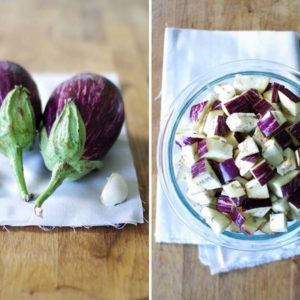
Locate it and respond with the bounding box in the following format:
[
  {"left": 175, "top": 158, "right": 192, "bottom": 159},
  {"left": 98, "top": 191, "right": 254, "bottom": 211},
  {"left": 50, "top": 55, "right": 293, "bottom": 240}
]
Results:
[{"left": 157, "top": 59, "right": 300, "bottom": 251}]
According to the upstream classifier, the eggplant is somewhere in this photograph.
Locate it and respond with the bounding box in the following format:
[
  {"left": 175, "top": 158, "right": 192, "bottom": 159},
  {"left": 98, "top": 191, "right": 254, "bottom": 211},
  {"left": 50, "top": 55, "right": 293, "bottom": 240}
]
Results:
[
  {"left": 34, "top": 73, "right": 124, "bottom": 214},
  {"left": 0, "top": 61, "right": 42, "bottom": 200}
]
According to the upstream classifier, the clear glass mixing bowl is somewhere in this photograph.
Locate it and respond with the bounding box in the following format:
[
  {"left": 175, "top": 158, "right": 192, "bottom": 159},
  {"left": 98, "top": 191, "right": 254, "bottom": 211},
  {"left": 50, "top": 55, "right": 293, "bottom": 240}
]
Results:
[{"left": 157, "top": 59, "right": 300, "bottom": 251}]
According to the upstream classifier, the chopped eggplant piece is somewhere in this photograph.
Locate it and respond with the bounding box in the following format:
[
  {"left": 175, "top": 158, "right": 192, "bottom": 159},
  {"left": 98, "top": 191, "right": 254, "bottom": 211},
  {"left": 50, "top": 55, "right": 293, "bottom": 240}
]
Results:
[
  {"left": 191, "top": 159, "right": 222, "bottom": 190},
  {"left": 277, "top": 148, "right": 296, "bottom": 176},
  {"left": 187, "top": 190, "right": 216, "bottom": 207},
  {"left": 251, "top": 160, "right": 275, "bottom": 186},
  {"left": 274, "top": 129, "right": 292, "bottom": 149},
  {"left": 200, "top": 207, "right": 231, "bottom": 235},
  {"left": 233, "top": 75, "right": 270, "bottom": 94},
  {"left": 222, "top": 180, "right": 246, "bottom": 198},
  {"left": 270, "top": 213, "right": 288, "bottom": 232},
  {"left": 262, "top": 139, "right": 284, "bottom": 167},
  {"left": 244, "top": 206, "right": 271, "bottom": 218},
  {"left": 268, "top": 170, "right": 300, "bottom": 197},
  {"left": 214, "top": 84, "right": 236, "bottom": 102},
  {"left": 245, "top": 179, "right": 270, "bottom": 199},
  {"left": 226, "top": 113, "right": 257, "bottom": 133},
  {"left": 242, "top": 216, "right": 267, "bottom": 235},
  {"left": 238, "top": 137, "right": 259, "bottom": 156},
  {"left": 257, "top": 110, "right": 286, "bottom": 137},
  {"left": 181, "top": 144, "right": 199, "bottom": 167},
  {"left": 218, "top": 159, "right": 240, "bottom": 182},
  {"left": 278, "top": 88, "right": 300, "bottom": 116},
  {"left": 197, "top": 138, "right": 233, "bottom": 162}
]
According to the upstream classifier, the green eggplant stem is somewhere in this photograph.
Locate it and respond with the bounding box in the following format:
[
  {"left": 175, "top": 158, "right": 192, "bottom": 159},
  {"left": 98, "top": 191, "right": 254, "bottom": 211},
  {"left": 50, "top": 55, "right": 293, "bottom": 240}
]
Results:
[
  {"left": 34, "top": 162, "right": 72, "bottom": 216},
  {"left": 8, "top": 147, "right": 32, "bottom": 201}
]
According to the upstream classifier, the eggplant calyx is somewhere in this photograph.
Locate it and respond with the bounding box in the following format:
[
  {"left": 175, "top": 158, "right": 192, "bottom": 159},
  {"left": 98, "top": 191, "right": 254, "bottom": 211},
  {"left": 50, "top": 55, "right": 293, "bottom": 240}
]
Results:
[{"left": 0, "top": 86, "right": 36, "bottom": 200}]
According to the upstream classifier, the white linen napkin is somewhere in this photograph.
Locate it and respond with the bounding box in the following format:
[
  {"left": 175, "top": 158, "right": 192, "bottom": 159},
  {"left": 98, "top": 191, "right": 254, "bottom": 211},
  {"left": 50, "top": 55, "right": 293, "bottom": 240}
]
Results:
[
  {"left": 0, "top": 73, "right": 144, "bottom": 227},
  {"left": 155, "top": 28, "right": 300, "bottom": 273}
]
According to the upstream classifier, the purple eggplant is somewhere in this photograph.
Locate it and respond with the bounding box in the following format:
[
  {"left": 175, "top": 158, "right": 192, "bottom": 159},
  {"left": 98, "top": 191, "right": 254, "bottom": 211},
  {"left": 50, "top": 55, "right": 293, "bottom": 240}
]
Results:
[
  {"left": 34, "top": 73, "right": 124, "bottom": 215},
  {"left": 0, "top": 61, "right": 41, "bottom": 200}
]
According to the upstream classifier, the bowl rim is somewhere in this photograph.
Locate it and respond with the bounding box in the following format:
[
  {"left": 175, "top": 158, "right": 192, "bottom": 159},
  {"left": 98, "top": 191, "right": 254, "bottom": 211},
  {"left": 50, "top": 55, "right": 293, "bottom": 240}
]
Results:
[{"left": 157, "top": 59, "right": 300, "bottom": 251}]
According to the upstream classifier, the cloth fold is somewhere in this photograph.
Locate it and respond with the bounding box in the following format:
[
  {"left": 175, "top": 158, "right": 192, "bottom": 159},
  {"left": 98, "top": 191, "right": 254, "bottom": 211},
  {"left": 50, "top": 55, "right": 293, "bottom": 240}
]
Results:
[
  {"left": 0, "top": 73, "right": 144, "bottom": 227},
  {"left": 155, "top": 28, "right": 300, "bottom": 274}
]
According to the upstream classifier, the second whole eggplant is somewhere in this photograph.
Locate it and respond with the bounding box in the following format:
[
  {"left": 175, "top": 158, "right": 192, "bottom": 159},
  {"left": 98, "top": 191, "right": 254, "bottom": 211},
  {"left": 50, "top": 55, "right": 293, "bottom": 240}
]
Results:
[{"left": 34, "top": 73, "right": 124, "bottom": 215}]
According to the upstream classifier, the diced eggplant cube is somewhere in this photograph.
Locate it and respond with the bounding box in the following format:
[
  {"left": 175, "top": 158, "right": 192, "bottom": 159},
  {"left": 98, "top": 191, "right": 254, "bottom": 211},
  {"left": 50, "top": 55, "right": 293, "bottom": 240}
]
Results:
[
  {"left": 277, "top": 148, "right": 296, "bottom": 176},
  {"left": 238, "top": 137, "right": 259, "bottom": 156},
  {"left": 222, "top": 180, "right": 246, "bottom": 198},
  {"left": 245, "top": 179, "right": 269, "bottom": 199},
  {"left": 262, "top": 139, "right": 284, "bottom": 167},
  {"left": 197, "top": 138, "right": 233, "bottom": 162},
  {"left": 226, "top": 113, "right": 257, "bottom": 133},
  {"left": 257, "top": 110, "right": 286, "bottom": 137},
  {"left": 278, "top": 88, "right": 300, "bottom": 116},
  {"left": 268, "top": 170, "right": 300, "bottom": 197},
  {"left": 191, "top": 159, "right": 222, "bottom": 190},
  {"left": 233, "top": 75, "right": 270, "bottom": 94},
  {"left": 270, "top": 213, "right": 288, "bottom": 232},
  {"left": 200, "top": 207, "right": 231, "bottom": 235},
  {"left": 251, "top": 160, "right": 275, "bottom": 186},
  {"left": 214, "top": 84, "right": 236, "bottom": 102}
]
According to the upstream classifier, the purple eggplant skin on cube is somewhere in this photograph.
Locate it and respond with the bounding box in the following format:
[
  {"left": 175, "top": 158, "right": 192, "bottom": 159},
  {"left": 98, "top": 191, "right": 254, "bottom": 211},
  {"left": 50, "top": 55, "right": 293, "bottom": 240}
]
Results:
[
  {"left": 190, "top": 101, "right": 208, "bottom": 121},
  {"left": 242, "top": 198, "right": 272, "bottom": 210},
  {"left": 251, "top": 160, "right": 275, "bottom": 186},
  {"left": 219, "top": 159, "right": 239, "bottom": 183},
  {"left": 274, "top": 129, "right": 292, "bottom": 149},
  {"left": 271, "top": 82, "right": 285, "bottom": 103},
  {"left": 289, "top": 189, "right": 300, "bottom": 209},
  {"left": 43, "top": 73, "right": 124, "bottom": 161},
  {"left": 175, "top": 136, "right": 202, "bottom": 147},
  {"left": 0, "top": 61, "right": 42, "bottom": 127},
  {"left": 230, "top": 206, "right": 246, "bottom": 228},
  {"left": 216, "top": 194, "right": 234, "bottom": 213},
  {"left": 288, "top": 121, "right": 300, "bottom": 144},
  {"left": 257, "top": 111, "right": 281, "bottom": 137}
]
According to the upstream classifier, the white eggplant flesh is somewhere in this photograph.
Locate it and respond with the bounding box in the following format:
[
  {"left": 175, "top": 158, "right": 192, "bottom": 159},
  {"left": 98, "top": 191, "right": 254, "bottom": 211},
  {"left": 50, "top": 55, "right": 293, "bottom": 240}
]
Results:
[
  {"left": 233, "top": 75, "right": 270, "bottom": 94},
  {"left": 277, "top": 148, "right": 297, "bottom": 176},
  {"left": 186, "top": 190, "right": 216, "bottom": 207},
  {"left": 200, "top": 207, "right": 231, "bottom": 235},
  {"left": 192, "top": 159, "right": 222, "bottom": 190},
  {"left": 244, "top": 207, "right": 271, "bottom": 218},
  {"left": 226, "top": 113, "right": 257, "bottom": 133},
  {"left": 242, "top": 216, "right": 267, "bottom": 234},
  {"left": 203, "top": 110, "right": 224, "bottom": 135},
  {"left": 181, "top": 144, "right": 199, "bottom": 167},
  {"left": 278, "top": 90, "right": 300, "bottom": 116},
  {"left": 270, "top": 213, "right": 288, "bottom": 232},
  {"left": 262, "top": 139, "right": 284, "bottom": 167},
  {"left": 245, "top": 179, "right": 270, "bottom": 199},
  {"left": 214, "top": 84, "right": 236, "bottom": 102},
  {"left": 272, "top": 198, "right": 290, "bottom": 214},
  {"left": 222, "top": 180, "right": 246, "bottom": 198},
  {"left": 199, "top": 138, "right": 233, "bottom": 162},
  {"left": 260, "top": 221, "right": 274, "bottom": 234},
  {"left": 238, "top": 137, "right": 259, "bottom": 156},
  {"left": 268, "top": 170, "right": 300, "bottom": 198}
]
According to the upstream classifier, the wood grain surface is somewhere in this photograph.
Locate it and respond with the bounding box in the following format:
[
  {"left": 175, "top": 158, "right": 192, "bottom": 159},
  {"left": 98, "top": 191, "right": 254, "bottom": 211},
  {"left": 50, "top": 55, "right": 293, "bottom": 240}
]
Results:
[
  {"left": 0, "top": 1, "right": 148, "bottom": 299},
  {"left": 152, "top": 1, "right": 300, "bottom": 299}
]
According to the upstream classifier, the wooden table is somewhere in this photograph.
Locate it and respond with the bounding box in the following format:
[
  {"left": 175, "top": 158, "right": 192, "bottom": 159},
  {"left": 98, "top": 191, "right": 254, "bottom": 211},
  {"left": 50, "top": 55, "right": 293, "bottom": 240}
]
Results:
[
  {"left": 0, "top": 1, "right": 148, "bottom": 299},
  {"left": 152, "top": 1, "right": 300, "bottom": 299}
]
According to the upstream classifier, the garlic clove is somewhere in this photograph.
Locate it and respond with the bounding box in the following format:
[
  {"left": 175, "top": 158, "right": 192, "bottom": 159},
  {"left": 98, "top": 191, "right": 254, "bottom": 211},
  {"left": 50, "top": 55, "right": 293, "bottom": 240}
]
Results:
[{"left": 100, "top": 173, "right": 128, "bottom": 206}]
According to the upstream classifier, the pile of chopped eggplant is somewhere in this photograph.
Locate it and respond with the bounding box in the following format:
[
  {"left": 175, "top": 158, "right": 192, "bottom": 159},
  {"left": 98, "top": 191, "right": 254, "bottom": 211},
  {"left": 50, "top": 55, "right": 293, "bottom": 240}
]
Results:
[{"left": 176, "top": 75, "right": 300, "bottom": 235}]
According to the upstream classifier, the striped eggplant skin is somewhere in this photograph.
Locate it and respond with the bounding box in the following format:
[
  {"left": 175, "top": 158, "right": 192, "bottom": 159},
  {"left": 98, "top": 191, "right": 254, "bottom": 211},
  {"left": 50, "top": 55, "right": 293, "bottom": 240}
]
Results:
[
  {"left": 43, "top": 73, "right": 125, "bottom": 161},
  {"left": 0, "top": 61, "right": 42, "bottom": 128}
]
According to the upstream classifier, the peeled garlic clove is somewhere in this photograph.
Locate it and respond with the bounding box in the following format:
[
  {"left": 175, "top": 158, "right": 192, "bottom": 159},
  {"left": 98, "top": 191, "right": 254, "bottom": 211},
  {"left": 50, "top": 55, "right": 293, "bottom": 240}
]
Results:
[{"left": 100, "top": 173, "right": 128, "bottom": 206}]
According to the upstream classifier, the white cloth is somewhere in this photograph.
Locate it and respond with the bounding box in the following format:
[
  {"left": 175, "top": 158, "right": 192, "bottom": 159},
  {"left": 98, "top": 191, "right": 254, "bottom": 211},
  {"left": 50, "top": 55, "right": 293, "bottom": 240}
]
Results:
[
  {"left": 155, "top": 28, "right": 300, "bottom": 273},
  {"left": 0, "top": 73, "right": 144, "bottom": 227}
]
